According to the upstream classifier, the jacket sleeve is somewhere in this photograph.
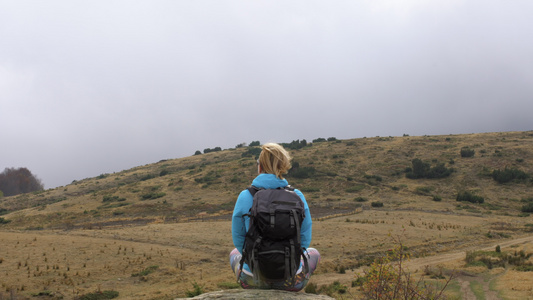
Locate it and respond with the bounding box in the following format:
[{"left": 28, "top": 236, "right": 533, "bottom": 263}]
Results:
[
  {"left": 295, "top": 189, "right": 312, "bottom": 249},
  {"left": 231, "top": 189, "right": 252, "bottom": 254}
]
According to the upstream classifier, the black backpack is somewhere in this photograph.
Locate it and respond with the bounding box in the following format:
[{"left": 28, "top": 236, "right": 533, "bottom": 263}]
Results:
[{"left": 239, "top": 185, "right": 309, "bottom": 283}]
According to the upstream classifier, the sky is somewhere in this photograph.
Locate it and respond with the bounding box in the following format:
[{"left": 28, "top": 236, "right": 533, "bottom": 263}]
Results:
[{"left": 1, "top": 1, "right": 532, "bottom": 189}]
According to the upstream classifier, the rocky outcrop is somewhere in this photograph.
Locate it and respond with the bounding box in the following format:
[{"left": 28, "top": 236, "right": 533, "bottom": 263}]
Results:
[{"left": 177, "top": 289, "right": 334, "bottom": 300}]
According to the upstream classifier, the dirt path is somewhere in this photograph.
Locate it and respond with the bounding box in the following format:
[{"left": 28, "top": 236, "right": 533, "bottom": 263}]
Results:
[
  {"left": 403, "top": 235, "right": 533, "bottom": 272},
  {"left": 312, "top": 235, "right": 533, "bottom": 298}
]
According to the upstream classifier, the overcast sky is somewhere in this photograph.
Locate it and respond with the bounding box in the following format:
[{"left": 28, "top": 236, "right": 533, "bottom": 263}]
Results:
[{"left": 1, "top": 1, "right": 532, "bottom": 189}]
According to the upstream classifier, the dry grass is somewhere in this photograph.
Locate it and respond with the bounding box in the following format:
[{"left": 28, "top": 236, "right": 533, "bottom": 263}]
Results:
[{"left": 1, "top": 131, "right": 532, "bottom": 299}]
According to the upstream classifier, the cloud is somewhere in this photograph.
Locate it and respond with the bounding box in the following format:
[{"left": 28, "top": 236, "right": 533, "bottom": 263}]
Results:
[{"left": 1, "top": 0, "right": 532, "bottom": 188}]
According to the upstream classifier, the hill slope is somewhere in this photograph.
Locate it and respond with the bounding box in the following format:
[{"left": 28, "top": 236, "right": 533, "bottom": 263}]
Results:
[
  {"left": 1, "top": 131, "right": 532, "bottom": 229},
  {"left": 1, "top": 131, "right": 533, "bottom": 299}
]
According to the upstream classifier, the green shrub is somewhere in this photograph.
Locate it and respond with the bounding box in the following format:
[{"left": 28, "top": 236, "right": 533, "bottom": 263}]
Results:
[
  {"left": 460, "top": 148, "right": 475, "bottom": 157},
  {"left": 456, "top": 191, "right": 484, "bottom": 204},
  {"left": 217, "top": 281, "right": 241, "bottom": 289},
  {"left": 521, "top": 203, "right": 533, "bottom": 213},
  {"left": 364, "top": 174, "right": 382, "bottom": 183},
  {"left": 185, "top": 282, "right": 204, "bottom": 297},
  {"left": 415, "top": 186, "right": 434, "bottom": 195},
  {"left": 288, "top": 166, "right": 316, "bottom": 179},
  {"left": 354, "top": 197, "right": 368, "bottom": 202},
  {"left": 132, "top": 265, "right": 158, "bottom": 277},
  {"left": 140, "top": 174, "right": 156, "bottom": 181},
  {"left": 304, "top": 282, "right": 318, "bottom": 294},
  {"left": 281, "top": 139, "right": 308, "bottom": 150},
  {"left": 0, "top": 217, "right": 11, "bottom": 224},
  {"left": 516, "top": 265, "right": 533, "bottom": 272},
  {"left": 318, "top": 281, "right": 347, "bottom": 296},
  {"left": 79, "top": 290, "right": 119, "bottom": 300},
  {"left": 433, "top": 195, "right": 442, "bottom": 202},
  {"left": 492, "top": 167, "right": 530, "bottom": 184},
  {"left": 102, "top": 195, "right": 126, "bottom": 203},
  {"left": 241, "top": 147, "right": 261, "bottom": 158},
  {"left": 406, "top": 158, "right": 453, "bottom": 179},
  {"left": 140, "top": 192, "right": 166, "bottom": 200},
  {"left": 346, "top": 185, "right": 365, "bottom": 193},
  {"left": 371, "top": 202, "right": 384, "bottom": 208}
]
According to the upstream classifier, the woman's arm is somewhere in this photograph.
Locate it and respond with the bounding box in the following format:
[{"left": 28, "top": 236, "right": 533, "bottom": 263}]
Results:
[
  {"left": 231, "top": 190, "right": 252, "bottom": 253},
  {"left": 295, "top": 189, "right": 312, "bottom": 249}
]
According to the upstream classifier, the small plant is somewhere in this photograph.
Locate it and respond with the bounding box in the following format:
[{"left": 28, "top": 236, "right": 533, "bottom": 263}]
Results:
[
  {"left": 406, "top": 158, "right": 453, "bottom": 179},
  {"left": 371, "top": 202, "right": 384, "bottom": 208},
  {"left": 140, "top": 192, "right": 166, "bottom": 200},
  {"left": 460, "top": 148, "right": 475, "bottom": 157},
  {"left": 355, "top": 197, "right": 368, "bottom": 202},
  {"left": 456, "top": 191, "right": 484, "bottom": 204},
  {"left": 318, "top": 280, "right": 347, "bottom": 296},
  {"left": 359, "top": 232, "right": 453, "bottom": 299},
  {"left": 79, "top": 290, "right": 119, "bottom": 300},
  {"left": 217, "top": 281, "right": 240, "bottom": 289},
  {"left": 305, "top": 282, "right": 318, "bottom": 294},
  {"left": 132, "top": 265, "right": 158, "bottom": 277},
  {"left": 492, "top": 167, "right": 530, "bottom": 184},
  {"left": 346, "top": 185, "right": 365, "bottom": 193},
  {"left": 185, "top": 281, "right": 204, "bottom": 297},
  {"left": 0, "top": 217, "right": 11, "bottom": 224}
]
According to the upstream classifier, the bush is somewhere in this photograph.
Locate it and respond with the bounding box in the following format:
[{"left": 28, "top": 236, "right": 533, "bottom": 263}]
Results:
[
  {"left": 185, "top": 282, "right": 204, "bottom": 297},
  {"left": 521, "top": 203, "right": 533, "bottom": 213},
  {"left": 79, "top": 290, "right": 119, "bottom": 300},
  {"left": 281, "top": 139, "right": 308, "bottom": 150},
  {"left": 140, "top": 192, "right": 166, "bottom": 200},
  {"left": 241, "top": 147, "right": 262, "bottom": 158},
  {"left": 355, "top": 197, "right": 368, "bottom": 202},
  {"left": 0, "top": 217, "right": 11, "bottom": 224},
  {"left": 249, "top": 141, "right": 260, "bottom": 147},
  {"left": 132, "top": 265, "right": 158, "bottom": 277},
  {"left": 360, "top": 233, "right": 453, "bottom": 299},
  {"left": 492, "top": 167, "right": 530, "bottom": 184},
  {"left": 288, "top": 166, "right": 316, "bottom": 179},
  {"left": 346, "top": 185, "right": 365, "bottom": 193},
  {"left": 304, "top": 282, "right": 318, "bottom": 294},
  {"left": 102, "top": 195, "right": 126, "bottom": 202},
  {"left": 371, "top": 202, "right": 384, "bottom": 208},
  {"left": 456, "top": 191, "right": 484, "bottom": 204},
  {"left": 312, "top": 138, "right": 326, "bottom": 143},
  {"left": 140, "top": 174, "right": 156, "bottom": 181},
  {"left": 406, "top": 159, "right": 453, "bottom": 179},
  {"left": 318, "top": 281, "right": 347, "bottom": 296},
  {"left": 460, "top": 148, "right": 475, "bottom": 157}
]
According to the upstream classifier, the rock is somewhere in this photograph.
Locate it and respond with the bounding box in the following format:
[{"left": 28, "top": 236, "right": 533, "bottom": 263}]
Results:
[{"left": 176, "top": 289, "right": 334, "bottom": 300}]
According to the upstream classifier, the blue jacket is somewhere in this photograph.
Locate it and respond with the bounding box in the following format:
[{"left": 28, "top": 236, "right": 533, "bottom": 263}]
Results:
[{"left": 232, "top": 174, "right": 313, "bottom": 265}]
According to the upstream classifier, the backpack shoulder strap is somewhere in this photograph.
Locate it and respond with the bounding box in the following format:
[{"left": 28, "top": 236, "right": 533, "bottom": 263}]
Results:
[{"left": 247, "top": 185, "right": 261, "bottom": 196}]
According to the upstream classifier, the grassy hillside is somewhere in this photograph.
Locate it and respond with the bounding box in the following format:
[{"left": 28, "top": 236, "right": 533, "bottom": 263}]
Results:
[
  {"left": 0, "top": 131, "right": 532, "bottom": 299},
  {"left": 1, "top": 131, "right": 532, "bottom": 229}
]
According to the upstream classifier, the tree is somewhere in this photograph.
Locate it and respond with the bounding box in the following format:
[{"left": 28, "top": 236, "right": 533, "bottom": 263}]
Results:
[{"left": 0, "top": 167, "right": 44, "bottom": 197}]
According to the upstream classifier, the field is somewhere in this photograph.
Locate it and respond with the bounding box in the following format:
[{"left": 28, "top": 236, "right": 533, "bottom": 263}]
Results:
[{"left": 1, "top": 131, "right": 532, "bottom": 299}]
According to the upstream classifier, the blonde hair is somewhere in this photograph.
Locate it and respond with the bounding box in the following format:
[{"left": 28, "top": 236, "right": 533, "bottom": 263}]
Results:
[{"left": 258, "top": 143, "right": 292, "bottom": 179}]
